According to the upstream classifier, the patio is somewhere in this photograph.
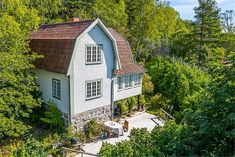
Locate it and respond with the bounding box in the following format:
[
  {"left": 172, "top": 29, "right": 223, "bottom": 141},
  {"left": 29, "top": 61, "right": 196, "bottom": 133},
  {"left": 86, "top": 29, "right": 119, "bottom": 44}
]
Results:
[{"left": 77, "top": 112, "right": 164, "bottom": 156}]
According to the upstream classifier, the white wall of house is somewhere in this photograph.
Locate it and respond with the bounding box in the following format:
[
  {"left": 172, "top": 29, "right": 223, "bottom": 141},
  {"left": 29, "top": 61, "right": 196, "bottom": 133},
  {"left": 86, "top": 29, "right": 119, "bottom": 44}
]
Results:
[
  {"left": 113, "top": 75, "right": 142, "bottom": 101},
  {"left": 33, "top": 69, "right": 70, "bottom": 114},
  {"left": 68, "top": 24, "right": 115, "bottom": 115}
]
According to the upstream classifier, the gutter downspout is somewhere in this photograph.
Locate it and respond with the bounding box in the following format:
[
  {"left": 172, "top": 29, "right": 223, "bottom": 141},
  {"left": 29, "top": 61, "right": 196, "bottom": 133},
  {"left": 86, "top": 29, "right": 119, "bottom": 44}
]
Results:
[
  {"left": 68, "top": 75, "right": 71, "bottom": 124},
  {"left": 111, "top": 78, "right": 114, "bottom": 119}
]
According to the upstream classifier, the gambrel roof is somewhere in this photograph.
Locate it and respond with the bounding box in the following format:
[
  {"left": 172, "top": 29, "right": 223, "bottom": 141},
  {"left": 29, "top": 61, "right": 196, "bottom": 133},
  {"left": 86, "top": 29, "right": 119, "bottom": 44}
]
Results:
[
  {"left": 30, "top": 19, "right": 143, "bottom": 75},
  {"left": 108, "top": 28, "right": 144, "bottom": 75}
]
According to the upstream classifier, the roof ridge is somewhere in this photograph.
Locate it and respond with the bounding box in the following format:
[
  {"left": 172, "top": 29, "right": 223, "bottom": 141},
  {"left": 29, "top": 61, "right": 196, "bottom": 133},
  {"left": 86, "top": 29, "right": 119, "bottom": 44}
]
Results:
[{"left": 39, "top": 19, "right": 95, "bottom": 28}]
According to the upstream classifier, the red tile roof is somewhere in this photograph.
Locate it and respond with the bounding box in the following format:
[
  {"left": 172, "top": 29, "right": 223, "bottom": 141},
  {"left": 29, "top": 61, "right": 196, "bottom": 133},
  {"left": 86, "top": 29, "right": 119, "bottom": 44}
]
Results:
[
  {"left": 31, "top": 20, "right": 95, "bottom": 39},
  {"left": 108, "top": 28, "right": 144, "bottom": 75},
  {"left": 30, "top": 20, "right": 144, "bottom": 75},
  {"left": 30, "top": 20, "right": 94, "bottom": 74}
]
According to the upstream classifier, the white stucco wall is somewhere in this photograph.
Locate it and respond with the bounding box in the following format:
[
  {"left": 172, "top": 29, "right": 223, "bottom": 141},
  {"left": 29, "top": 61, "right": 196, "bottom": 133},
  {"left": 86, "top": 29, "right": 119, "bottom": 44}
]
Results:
[
  {"left": 113, "top": 75, "right": 142, "bottom": 101},
  {"left": 33, "top": 69, "right": 70, "bottom": 114},
  {"left": 68, "top": 25, "right": 115, "bottom": 115}
]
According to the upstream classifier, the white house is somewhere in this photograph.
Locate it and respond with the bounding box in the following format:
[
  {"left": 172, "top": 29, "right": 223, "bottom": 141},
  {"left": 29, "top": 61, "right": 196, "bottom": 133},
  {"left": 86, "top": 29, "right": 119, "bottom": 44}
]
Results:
[{"left": 30, "top": 18, "right": 144, "bottom": 127}]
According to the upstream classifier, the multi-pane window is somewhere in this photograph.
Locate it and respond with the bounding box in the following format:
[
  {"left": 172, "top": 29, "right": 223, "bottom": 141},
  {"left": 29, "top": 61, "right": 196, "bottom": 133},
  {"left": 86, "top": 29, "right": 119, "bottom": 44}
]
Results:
[
  {"left": 117, "top": 76, "right": 123, "bottom": 90},
  {"left": 124, "top": 75, "right": 132, "bottom": 89},
  {"left": 137, "top": 74, "right": 141, "bottom": 86},
  {"left": 86, "top": 79, "right": 102, "bottom": 99},
  {"left": 86, "top": 45, "right": 102, "bottom": 64},
  {"left": 52, "top": 79, "right": 61, "bottom": 99},
  {"left": 134, "top": 74, "right": 142, "bottom": 87}
]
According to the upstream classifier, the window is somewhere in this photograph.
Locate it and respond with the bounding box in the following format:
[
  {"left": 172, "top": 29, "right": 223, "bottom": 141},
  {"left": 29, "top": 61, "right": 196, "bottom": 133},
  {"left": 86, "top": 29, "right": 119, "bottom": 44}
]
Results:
[
  {"left": 124, "top": 75, "right": 132, "bottom": 89},
  {"left": 86, "top": 79, "right": 102, "bottom": 99},
  {"left": 52, "top": 79, "right": 61, "bottom": 99},
  {"left": 134, "top": 74, "right": 142, "bottom": 87},
  {"left": 86, "top": 45, "right": 102, "bottom": 64},
  {"left": 137, "top": 74, "right": 142, "bottom": 86},
  {"left": 117, "top": 76, "right": 123, "bottom": 90}
]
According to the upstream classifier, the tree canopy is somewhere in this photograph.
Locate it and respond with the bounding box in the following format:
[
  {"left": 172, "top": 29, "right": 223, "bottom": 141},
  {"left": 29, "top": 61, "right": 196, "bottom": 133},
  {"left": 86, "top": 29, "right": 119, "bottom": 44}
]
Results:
[{"left": 0, "top": 0, "right": 41, "bottom": 138}]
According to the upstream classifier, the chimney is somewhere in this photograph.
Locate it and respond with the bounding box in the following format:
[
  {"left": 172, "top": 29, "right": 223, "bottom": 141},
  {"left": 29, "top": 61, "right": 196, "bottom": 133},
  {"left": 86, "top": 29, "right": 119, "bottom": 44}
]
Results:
[{"left": 69, "top": 17, "right": 80, "bottom": 22}]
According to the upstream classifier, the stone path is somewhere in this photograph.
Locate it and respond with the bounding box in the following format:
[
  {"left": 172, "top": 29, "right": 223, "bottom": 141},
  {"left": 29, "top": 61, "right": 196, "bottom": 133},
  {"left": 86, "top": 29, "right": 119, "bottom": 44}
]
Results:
[{"left": 76, "top": 112, "right": 164, "bottom": 156}]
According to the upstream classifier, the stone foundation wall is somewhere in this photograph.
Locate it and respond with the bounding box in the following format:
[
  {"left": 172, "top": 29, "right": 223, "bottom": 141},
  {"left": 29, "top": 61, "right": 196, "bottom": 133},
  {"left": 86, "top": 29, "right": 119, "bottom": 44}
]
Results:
[{"left": 71, "top": 105, "right": 111, "bottom": 130}]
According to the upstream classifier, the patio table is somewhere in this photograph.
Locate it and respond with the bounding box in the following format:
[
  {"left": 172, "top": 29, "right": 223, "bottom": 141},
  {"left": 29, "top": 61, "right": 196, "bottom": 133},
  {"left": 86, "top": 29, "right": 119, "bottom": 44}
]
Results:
[{"left": 104, "top": 121, "right": 124, "bottom": 136}]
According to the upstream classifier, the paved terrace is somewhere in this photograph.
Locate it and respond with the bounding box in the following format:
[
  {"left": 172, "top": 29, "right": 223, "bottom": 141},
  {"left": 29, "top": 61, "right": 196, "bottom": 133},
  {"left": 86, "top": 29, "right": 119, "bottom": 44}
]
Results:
[{"left": 78, "top": 112, "right": 164, "bottom": 156}]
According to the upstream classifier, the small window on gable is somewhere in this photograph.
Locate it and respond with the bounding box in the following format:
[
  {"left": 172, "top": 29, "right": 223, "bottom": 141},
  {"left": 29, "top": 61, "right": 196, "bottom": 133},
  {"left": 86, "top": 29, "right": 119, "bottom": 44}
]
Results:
[
  {"left": 86, "top": 45, "right": 102, "bottom": 64},
  {"left": 52, "top": 79, "right": 61, "bottom": 99}
]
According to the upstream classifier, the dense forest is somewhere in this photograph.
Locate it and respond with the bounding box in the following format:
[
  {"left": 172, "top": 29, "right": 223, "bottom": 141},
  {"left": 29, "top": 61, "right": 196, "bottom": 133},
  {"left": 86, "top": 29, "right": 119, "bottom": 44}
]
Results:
[{"left": 0, "top": 0, "right": 234, "bottom": 156}]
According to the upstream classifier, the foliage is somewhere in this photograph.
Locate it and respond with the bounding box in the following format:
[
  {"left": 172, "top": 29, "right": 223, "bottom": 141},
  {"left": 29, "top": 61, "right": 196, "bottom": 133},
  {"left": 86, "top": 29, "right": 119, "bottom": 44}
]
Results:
[
  {"left": 193, "top": 0, "right": 222, "bottom": 66},
  {"left": 66, "top": 125, "right": 86, "bottom": 143},
  {"left": 142, "top": 73, "right": 154, "bottom": 95},
  {"left": 99, "top": 142, "right": 115, "bottom": 157},
  {"left": 183, "top": 56, "right": 235, "bottom": 155},
  {"left": 40, "top": 102, "right": 64, "bottom": 131},
  {"left": 139, "top": 95, "right": 145, "bottom": 105},
  {"left": 116, "top": 99, "right": 128, "bottom": 116},
  {"left": 84, "top": 119, "right": 101, "bottom": 141},
  {"left": 147, "top": 56, "right": 210, "bottom": 121},
  {"left": 150, "top": 121, "right": 193, "bottom": 156},
  {"left": 93, "top": 0, "right": 128, "bottom": 34},
  {"left": 101, "top": 55, "right": 234, "bottom": 156},
  {"left": 205, "top": 47, "right": 225, "bottom": 67},
  {"left": 0, "top": 0, "right": 41, "bottom": 138},
  {"left": 28, "top": 0, "right": 63, "bottom": 24},
  {"left": 63, "top": 0, "right": 94, "bottom": 20},
  {"left": 13, "top": 136, "right": 48, "bottom": 157},
  {"left": 125, "top": 1, "right": 185, "bottom": 61},
  {"left": 221, "top": 33, "right": 235, "bottom": 56},
  {"left": 221, "top": 10, "right": 235, "bottom": 33},
  {"left": 127, "top": 96, "right": 137, "bottom": 113},
  {"left": 170, "top": 20, "right": 194, "bottom": 60},
  {"left": 129, "top": 128, "right": 152, "bottom": 156},
  {"left": 149, "top": 93, "right": 170, "bottom": 111}
]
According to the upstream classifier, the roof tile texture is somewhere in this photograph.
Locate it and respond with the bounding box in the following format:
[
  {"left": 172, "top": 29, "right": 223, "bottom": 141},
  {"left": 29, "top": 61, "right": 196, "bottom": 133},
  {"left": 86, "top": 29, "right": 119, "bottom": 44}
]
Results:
[
  {"left": 108, "top": 28, "right": 144, "bottom": 75},
  {"left": 30, "top": 20, "right": 144, "bottom": 75}
]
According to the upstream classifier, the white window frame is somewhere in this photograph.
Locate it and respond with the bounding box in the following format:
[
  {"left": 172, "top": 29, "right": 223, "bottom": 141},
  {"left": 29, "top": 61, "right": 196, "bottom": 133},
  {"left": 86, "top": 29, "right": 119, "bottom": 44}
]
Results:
[
  {"left": 86, "top": 44, "right": 103, "bottom": 64},
  {"left": 134, "top": 73, "right": 142, "bottom": 87},
  {"left": 85, "top": 79, "right": 103, "bottom": 100},
  {"left": 52, "top": 78, "right": 61, "bottom": 99},
  {"left": 117, "top": 75, "right": 123, "bottom": 91},
  {"left": 124, "top": 75, "right": 132, "bottom": 89}
]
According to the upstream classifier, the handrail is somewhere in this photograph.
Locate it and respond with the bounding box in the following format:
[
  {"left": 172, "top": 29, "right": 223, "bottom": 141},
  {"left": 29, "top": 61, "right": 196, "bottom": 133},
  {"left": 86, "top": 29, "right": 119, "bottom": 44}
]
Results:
[
  {"left": 159, "top": 108, "right": 175, "bottom": 121},
  {"left": 62, "top": 147, "right": 98, "bottom": 156}
]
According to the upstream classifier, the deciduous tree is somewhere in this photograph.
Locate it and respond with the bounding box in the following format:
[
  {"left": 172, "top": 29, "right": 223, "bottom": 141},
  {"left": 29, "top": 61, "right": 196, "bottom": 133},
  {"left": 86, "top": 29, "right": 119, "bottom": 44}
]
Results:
[{"left": 0, "top": 0, "right": 41, "bottom": 138}]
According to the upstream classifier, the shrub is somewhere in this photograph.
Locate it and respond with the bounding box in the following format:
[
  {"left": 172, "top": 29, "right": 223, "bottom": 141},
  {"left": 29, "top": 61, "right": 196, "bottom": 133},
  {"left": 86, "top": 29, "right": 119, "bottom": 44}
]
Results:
[
  {"left": 99, "top": 142, "right": 115, "bottom": 157},
  {"left": 116, "top": 99, "right": 128, "bottom": 116},
  {"left": 65, "top": 126, "right": 86, "bottom": 143},
  {"left": 40, "top": 102, "right": 65, "bottom": 131},
  {"left": 139, "top": 95, "right": 146, "bottom": 110},
  {"left": 127, "top": 96, "right": 137, "bottom": 113},
  {"left": 13, "top": 136, "right": 48, "bottom": 157},
  {"left": 84, "top": 119, "right": 101, "bottom": 141},
  {"left": 149, "top": 93, "right": 170, "bottom": 111},
  {"left": 142, "top": 73, "right": 154, "bottom": 95}
]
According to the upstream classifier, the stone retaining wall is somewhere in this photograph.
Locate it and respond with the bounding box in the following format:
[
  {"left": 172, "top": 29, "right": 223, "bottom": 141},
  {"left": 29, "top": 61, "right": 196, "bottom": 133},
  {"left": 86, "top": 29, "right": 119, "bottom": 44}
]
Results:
[{"left": 71, "top": 105, "right": 111, "bottom": 130}]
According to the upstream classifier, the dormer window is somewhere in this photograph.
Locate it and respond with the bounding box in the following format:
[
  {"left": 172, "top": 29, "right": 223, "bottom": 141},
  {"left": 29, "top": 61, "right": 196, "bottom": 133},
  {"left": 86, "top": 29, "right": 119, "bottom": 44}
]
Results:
[{"left": 86, "top": 45, "right": 102, "bottom": 64}]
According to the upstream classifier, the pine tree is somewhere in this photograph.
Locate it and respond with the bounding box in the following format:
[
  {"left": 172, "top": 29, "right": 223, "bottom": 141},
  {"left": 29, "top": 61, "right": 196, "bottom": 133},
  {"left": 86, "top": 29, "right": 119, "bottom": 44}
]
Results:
[{"left": 193, "top": 0, "right": 222, "bottom": 66}]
